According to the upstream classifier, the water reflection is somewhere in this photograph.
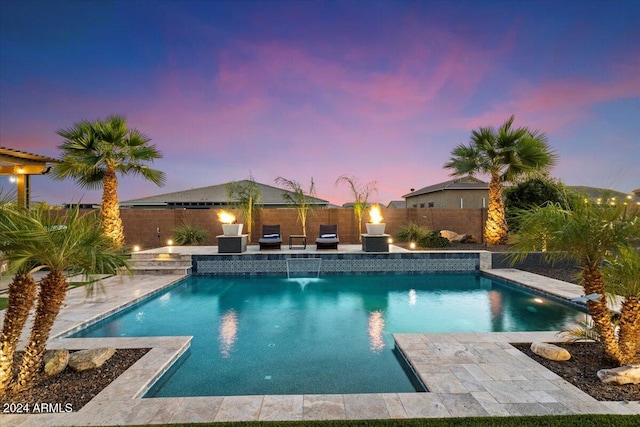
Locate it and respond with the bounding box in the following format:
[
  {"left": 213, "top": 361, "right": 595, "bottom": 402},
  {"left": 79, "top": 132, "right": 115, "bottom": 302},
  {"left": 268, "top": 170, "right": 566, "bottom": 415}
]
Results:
[
  {"left": 368, "top": 310, "right": 386, "bottom": 353},
  {"left": 408, "top": 289, "right": 417, "bottom": 305},
  {"left": 488, "top": 290, "right": 503, "bottom": 331},
  {"left": 219, "top": 309, "right": 238, "bottom": 358}
]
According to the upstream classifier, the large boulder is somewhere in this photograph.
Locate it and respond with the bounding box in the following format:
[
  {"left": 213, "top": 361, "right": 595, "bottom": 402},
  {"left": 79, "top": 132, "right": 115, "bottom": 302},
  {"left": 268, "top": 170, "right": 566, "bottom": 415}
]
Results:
[
  {"left": 440, "top": 230, "right": 476, "bottom": 243},
  {"left": 597, "top": 365, "right": 640, "bottom": 385},
  {"left": 440, "top": 230, "right": 465, "bottom": 242},
  {"left": 43, "top": 349, "right": 70, "bottom": 376},
  {"left": 530, "top": 342, "right": 571, "bottom": 361},
  {"left": 68, "top": 347, "right": 116, "bottom": 372}
]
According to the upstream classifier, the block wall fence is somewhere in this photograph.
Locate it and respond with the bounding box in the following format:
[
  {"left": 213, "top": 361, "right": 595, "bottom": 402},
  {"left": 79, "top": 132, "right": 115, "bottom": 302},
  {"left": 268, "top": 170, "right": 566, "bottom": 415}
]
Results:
[{"left": 107, "top": 207, "right": 486, "bottom": 250}]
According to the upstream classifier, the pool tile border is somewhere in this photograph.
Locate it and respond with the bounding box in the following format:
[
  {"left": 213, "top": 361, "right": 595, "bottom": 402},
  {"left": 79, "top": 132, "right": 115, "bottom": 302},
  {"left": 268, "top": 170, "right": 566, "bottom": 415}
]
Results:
[{"left": 192, "top": 251, "right": 489, "bottom": 275}]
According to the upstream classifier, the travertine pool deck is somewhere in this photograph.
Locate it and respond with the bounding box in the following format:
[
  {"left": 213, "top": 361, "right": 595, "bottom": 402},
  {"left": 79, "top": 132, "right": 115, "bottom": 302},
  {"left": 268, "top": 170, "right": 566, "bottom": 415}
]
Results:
[{"left": 2, "top": 247, "right": 638, "bottom": 426}]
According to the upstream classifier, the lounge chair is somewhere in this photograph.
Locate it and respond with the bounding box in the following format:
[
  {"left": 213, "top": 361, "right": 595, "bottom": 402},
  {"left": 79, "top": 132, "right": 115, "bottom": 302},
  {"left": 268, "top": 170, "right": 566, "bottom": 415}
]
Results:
[
  {"left": 258, "top": 224, "right": 282, "bottom": 250},
  {"left": 315, "top": 224, "right": 339, "bottom": 250}
]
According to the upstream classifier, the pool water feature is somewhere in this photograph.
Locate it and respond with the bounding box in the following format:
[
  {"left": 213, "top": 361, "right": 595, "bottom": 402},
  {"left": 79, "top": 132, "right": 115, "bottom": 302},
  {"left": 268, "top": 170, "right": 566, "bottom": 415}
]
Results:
[{"left": 71, "top": 273, "right": 583, "bottom": 397}]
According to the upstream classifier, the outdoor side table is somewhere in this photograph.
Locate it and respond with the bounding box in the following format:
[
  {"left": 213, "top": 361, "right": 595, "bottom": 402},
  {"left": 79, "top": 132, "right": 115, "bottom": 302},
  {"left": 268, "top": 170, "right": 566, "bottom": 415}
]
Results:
[
  {"left": 289, "top": 234, "right": 307, "bottom": 249},
  {"left": 217, "top": 234, "right": 248, "bottom": 253}
]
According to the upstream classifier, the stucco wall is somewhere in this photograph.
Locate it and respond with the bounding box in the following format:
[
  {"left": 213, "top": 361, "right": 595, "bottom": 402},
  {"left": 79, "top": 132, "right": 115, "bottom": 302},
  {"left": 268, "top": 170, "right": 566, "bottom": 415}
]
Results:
[
  {"left": 114, "top": 207, "right": 485, "bottom": 249},
  {"left": 406, "top": 189, "right": 488, "bottom": 209}
]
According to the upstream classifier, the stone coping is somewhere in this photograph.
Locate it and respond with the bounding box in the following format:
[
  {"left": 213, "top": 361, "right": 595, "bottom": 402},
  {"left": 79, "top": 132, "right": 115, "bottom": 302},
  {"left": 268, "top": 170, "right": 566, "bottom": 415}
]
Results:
[{"left": 3, "top": 268, "right": 638, "bottom": 425}]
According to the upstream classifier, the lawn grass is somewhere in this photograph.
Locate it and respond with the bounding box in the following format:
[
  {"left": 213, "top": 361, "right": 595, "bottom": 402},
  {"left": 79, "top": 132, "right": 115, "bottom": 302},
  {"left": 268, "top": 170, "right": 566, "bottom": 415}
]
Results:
[
  {"left": 122, "top": 415, "right": 637, "bottom": 427},
  {"left": 0, "top": 297, "right": 7, "bottom": 311}
]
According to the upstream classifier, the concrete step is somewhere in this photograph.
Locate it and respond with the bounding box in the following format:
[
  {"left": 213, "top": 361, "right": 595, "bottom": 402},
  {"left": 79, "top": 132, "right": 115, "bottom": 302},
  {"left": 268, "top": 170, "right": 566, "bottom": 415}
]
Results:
[
  {"left": 128, "top": 265, "right": 192, "bottom": 276},
  {"left": 131, "top": 252, "right": 191, "bottom": 261},
  {"left": 127, "top": 252, "right": 192, "bottom": 275},
  {"left": 129, "top": 259, "right": 192, "bottom": 267}
]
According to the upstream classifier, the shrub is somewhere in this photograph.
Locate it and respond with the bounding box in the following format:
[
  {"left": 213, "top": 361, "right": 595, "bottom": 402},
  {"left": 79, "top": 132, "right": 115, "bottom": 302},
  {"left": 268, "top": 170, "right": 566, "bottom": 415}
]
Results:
[
  {"left": 172, "top": 223, "right": 208, "bottom": 246},
  {"left": 394, "top": 222, "right": 428, "bottom": 242},
  {"left": 418, "top": 230, "right": 451, "bottom": 248}
]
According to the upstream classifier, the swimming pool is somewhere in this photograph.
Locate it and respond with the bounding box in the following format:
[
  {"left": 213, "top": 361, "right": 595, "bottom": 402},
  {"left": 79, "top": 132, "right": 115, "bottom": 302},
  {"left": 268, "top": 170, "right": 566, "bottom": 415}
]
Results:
[{"left": 71, "top": 273, "right": 583, "bottom": 397}]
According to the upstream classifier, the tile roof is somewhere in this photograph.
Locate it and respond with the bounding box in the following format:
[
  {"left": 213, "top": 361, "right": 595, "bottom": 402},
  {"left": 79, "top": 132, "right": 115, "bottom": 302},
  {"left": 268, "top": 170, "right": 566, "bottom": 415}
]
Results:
[
  {"left": 0, "top": 146, "right": 60, "bottom": 165},
  {"left": 403, "top": 176, "right": 488, "bottom": 198},
  {"left": 122, "top": 180, "right": 329, "bottom": 207}
]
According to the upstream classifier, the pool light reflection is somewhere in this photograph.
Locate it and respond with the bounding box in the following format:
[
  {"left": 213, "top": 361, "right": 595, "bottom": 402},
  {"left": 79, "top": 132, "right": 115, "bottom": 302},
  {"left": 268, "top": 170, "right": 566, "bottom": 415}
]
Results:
[
  {"left": 368, "top": 310, "right": 385, "bottom": 353},
  {"left": 219, "top": 309, "right": 238, "bottom": 358}
]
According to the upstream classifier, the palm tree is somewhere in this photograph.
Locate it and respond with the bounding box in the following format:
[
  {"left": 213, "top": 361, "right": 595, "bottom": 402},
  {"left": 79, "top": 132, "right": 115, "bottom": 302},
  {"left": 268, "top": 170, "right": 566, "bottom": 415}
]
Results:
[
  {"left": 335, "top": 175, "right": 378, "bottom": 242},
  {"left": 225, "top": 174, "right": 262, "bottom": 242},
  {"left": 0, "top": 205, "right": 128, "bottom": 392},
  {"left": 0, "top": 199, "right": 37, "bottom": 395},
  {"left": 602, "top": 244, "right": 640, "bottom": 364},
  {"left": 52, "top": 115, "right": 166, "bottom": 248},
  {"left": 274, "top": 177, "right": 317, "bottom": 237},
  {"left": 512, "top": 197, "right": 640, "bottom": 365},
  {"left": 444, "top": 115, "right": 557, "bottom": 245}
]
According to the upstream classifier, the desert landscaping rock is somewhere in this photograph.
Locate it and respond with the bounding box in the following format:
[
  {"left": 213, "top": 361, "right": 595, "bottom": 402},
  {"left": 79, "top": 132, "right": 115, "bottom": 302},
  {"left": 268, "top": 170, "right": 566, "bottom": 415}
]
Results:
[
  {"left": 597, "top": 364, "right": 640, "bottom": 385},
  {"left": 43, "top": 348, "right": 70, "bottom": 376},
  {"left": 68, "top": 347, "right": 116, "bottom": 372},
  {"left": 531, "top": 342, "right": 571, "bottom": 361},
  {"left": 440, "top": 230, "right": 474, "bottom": 243}
]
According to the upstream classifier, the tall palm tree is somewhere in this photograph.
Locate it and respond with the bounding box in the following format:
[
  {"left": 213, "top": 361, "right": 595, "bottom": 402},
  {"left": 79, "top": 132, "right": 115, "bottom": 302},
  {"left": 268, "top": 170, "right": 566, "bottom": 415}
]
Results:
[
  {"left": 444, "top": 115, "right": 557, "bottom": 245},
  {"left": 0, "top": 199, "right": 37, "bottom": 395},
  {"left": 0, "top": 205, "right": 128, "bottom": 392},
  {"left": 275, "top": 177, "right": 317, "bottom": 237},
  {"left": 53, "top": 115, "right": 166, "bottom": 248},
  {"left": 335, "top": 175, "right": 378, "bottom": 242},
  {"left": 512, "top": 197, "right": 640, "bottom": 365}
]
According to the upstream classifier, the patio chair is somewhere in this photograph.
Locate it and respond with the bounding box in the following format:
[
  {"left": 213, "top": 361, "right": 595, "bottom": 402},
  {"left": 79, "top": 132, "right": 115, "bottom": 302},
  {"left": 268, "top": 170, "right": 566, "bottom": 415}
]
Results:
[
  {"left": 258, "top": 224, "right": 282, "bottom": 250},
  {"left": 315, "top": 224, "right": 339, "bottom": 250}
]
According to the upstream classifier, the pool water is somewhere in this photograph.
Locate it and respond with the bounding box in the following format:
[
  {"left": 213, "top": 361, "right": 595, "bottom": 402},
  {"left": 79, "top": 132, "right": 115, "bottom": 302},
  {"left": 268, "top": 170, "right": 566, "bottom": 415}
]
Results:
[{"left": 72, "top": 273, "right": 582, "bottom": 397}]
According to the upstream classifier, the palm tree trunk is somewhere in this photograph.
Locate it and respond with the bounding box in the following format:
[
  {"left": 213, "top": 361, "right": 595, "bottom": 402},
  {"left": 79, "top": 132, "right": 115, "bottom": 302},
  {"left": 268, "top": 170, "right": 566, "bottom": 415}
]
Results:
[
  {"left": 617, "top": 297, "right": 640, "bottom": 365},
  {"left": 485, "top": 173, "right": 508, "bottom": 245},
  {"left": 102, "top": 164, "right": 124, "bottom": 248},
  {"left": 12, "top": 271, "right": 68, "bottom": 392},
  {"left": 0, "top": 273, "right": 37, "bottom": 394},
  {"left": 582, "top": 263, "right": 622, "bottom": 364}
]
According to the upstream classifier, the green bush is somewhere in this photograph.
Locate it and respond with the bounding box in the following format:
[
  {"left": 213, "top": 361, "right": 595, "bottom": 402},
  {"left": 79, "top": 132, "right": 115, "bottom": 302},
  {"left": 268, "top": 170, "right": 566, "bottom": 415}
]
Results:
[
  {"left": 172, "top": 223, "right": 208, "bottom": 246},
  {"left": 418, "top": 230, "right": 451, "bottom": 248},
  {"left": 394, "top": 222, "right": 429, "bottom": 242}
]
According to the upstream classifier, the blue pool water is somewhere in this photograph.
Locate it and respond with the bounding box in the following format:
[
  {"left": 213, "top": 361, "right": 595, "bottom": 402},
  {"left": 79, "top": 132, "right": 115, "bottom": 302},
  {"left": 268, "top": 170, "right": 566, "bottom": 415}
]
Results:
[{"left": 72, "top": 273, "right": 582, "bottom": 397}]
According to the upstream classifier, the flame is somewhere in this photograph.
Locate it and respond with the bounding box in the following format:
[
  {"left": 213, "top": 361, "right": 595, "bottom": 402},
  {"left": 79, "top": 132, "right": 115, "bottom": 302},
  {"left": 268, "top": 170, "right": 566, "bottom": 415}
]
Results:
[
  {"left": 217, "top": 209, "right": 236, "bottom": 224},
  {"left": 369, "top": 204, "right": 383, "bottom": 224}
]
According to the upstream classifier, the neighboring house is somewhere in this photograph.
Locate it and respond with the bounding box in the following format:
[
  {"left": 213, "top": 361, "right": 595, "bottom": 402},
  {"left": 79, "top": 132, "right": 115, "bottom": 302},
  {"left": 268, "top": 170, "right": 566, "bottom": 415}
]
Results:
[
  {"left": 633, "top": 188, "right": 640, "bottom": 206},
  {"left": 568, "top": 186, "right": 639, "bottom": 206},
  {"left": 387, "top": 200, "right": 406, "bottom": 209},
  {"left": 120, "top": 180, "right": 330, "bottom": 209},
  {"left": 403, "top": 176, "right": 489, "bottom": 209}
]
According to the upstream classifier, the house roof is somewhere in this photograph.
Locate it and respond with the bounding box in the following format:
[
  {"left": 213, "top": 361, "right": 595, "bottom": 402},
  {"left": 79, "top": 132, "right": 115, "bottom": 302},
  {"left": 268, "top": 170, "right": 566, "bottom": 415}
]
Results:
[
  {"left": 0, "top": 146, "right": 60, "bottom": 165},
  {"left": 387, "top": 200, "right": 406, "bottom": 208},
  {"left": 403, "top": 176, "right": 488, "bottom": 198},
  {"left": 121, "top": 180, "right": 330, "bottom": 208}
]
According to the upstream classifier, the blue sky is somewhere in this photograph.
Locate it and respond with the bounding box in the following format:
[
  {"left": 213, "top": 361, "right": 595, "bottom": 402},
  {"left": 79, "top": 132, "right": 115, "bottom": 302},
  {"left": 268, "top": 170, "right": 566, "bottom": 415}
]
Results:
[{"left": 1, "top": 0, "right": 638, "bottom": 205}]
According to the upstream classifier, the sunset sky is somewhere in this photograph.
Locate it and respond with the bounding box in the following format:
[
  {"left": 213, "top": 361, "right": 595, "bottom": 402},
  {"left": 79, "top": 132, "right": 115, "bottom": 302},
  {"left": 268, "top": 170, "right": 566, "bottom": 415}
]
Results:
[{"left": 1, "top": 0, "right": 638, "bottom": 206}]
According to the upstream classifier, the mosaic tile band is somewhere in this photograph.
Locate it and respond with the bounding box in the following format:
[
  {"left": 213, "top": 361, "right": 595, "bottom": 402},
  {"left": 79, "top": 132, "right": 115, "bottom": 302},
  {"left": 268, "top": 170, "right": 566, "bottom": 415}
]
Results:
[{"left": 192, "top": 252, "right": 489, "bottom": 275}]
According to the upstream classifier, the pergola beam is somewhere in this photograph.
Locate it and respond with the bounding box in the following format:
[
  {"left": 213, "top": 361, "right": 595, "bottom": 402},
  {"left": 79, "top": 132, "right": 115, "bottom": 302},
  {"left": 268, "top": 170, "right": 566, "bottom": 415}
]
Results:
[
  {"left": 0, "top": 165, "right": 50, "bottom": 175},
  {"left": 0, "top": 147, "right": 59, "bottom": 209}
]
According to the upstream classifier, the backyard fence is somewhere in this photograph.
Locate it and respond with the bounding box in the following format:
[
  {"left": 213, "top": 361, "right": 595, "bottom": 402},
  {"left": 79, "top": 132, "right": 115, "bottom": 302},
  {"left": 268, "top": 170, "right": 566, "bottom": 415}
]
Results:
[{"left": 113, "top": 207, "right": 486, "bottom": 250}]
